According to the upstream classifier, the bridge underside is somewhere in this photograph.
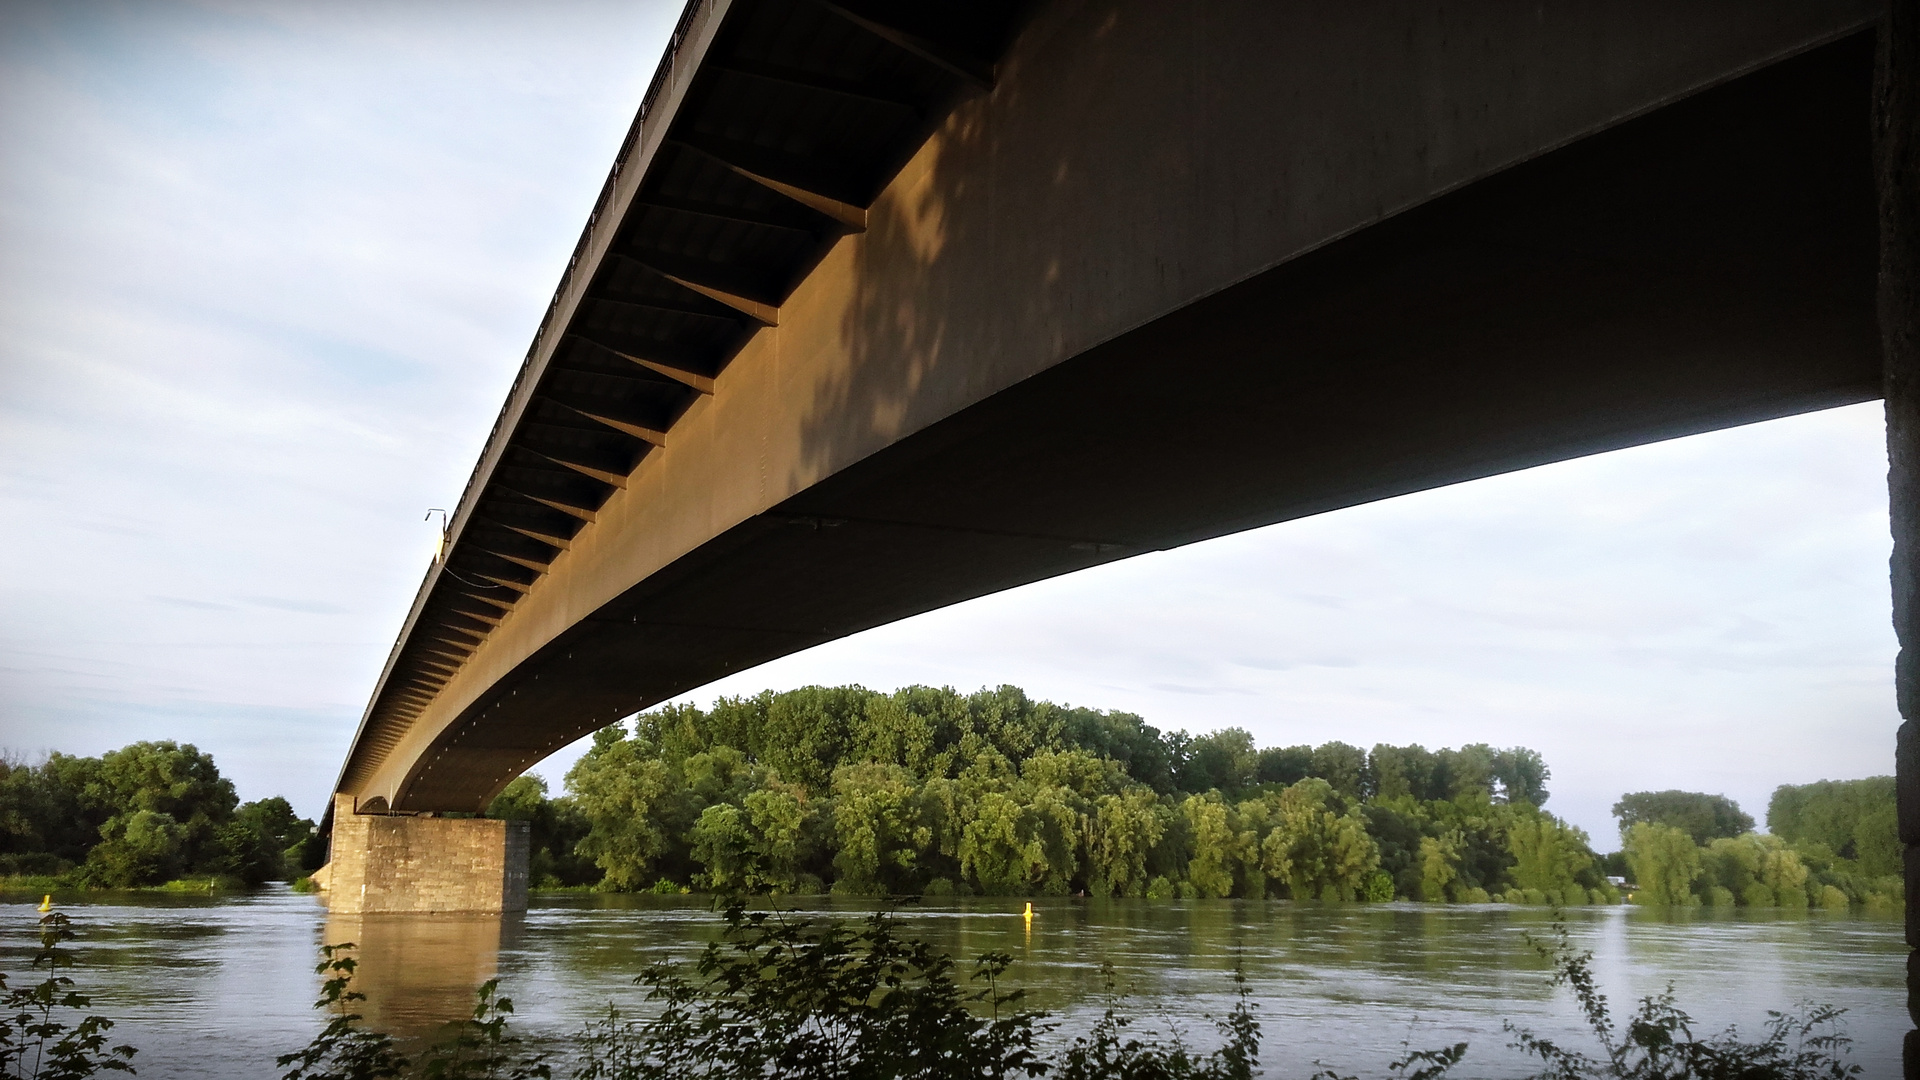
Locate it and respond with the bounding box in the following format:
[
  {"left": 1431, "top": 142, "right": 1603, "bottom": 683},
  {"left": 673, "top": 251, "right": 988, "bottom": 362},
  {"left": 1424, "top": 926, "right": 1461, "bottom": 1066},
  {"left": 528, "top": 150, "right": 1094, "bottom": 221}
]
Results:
[{"left": 382, "top": 33, "right": 1879, "bottom": 812}]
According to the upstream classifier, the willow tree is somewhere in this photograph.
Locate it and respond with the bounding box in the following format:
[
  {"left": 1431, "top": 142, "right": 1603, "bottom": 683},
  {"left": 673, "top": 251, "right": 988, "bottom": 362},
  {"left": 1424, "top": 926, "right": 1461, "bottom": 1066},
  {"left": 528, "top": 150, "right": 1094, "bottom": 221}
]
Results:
[
  {"left": 1259, "top": 779, "right": 1379, "bottom": 901},
  {"left": 1624, "top": 822, "right": 1703, "bottom": 906}
]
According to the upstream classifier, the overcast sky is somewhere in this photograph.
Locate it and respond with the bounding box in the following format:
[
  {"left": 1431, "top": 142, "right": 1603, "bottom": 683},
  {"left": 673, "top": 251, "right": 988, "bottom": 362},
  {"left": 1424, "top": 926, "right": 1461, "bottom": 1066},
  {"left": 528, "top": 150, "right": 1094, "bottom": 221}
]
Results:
[{"left": 0, "top": 0, "right": 1899, "bottom": 845}]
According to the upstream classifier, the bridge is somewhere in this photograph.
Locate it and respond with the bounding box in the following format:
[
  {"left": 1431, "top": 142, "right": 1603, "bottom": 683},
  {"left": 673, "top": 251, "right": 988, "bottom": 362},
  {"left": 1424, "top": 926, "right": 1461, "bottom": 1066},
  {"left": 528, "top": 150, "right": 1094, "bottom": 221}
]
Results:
[{"left": 320, "top": 0, "right": 1914, "bottom": 1022}]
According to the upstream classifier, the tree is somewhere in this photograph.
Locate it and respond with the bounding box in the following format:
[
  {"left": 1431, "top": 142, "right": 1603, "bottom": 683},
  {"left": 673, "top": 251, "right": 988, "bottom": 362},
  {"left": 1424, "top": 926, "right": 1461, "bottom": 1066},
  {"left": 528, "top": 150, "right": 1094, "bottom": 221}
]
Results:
[
  {"left": 1087, "top": 788, "right": 1164, "bottom": 897},
  {"left": 1506, "top": 813, "right": 1594, "bottom": 900},
  {"left": 487, "top": 775, "right": 600, "bottom": 887},
  {"left": 1416, "top": 832, "right": 1461, "bottom": 902},
  {"left": 1624, "top": 822, "right": 1702, "bottom": 906},
  {"left": 1259, "top": 779, "right": 1380, "bottom": 900},
  {"left": 1437, "top": 744, "right": 1496, "bottom": 802},
  {"left": 959, "top": 792, "right": 1047, "bottom": 896},
  {"left": 568, "top": 728, "right": 696, "bottom": 890},
  {"left": 86, "top": 741, "right": 238, "bottom": 875},
  {"left": 1613, "top": 790, "right": 1753, "bottom": 846},
  {"left": 86, "top": 809, "right": 187, "bottom": 887},
  {"left": 833, "top": 764, "right": 928, "bottom": 894},
  {"left": 1255, "top": 745, "right": 1313, "bottom": 788},
  {"left": 1308, "top": 743, "right": 1367, "bottom": 800},
  {"left": 1179, "top": 794, "right": 1240, "bottom": 899},
  {"left": 1176, "top": 729, "right": 1256, "bottom": 795},
  {"left": 216, "top": 796, "right": 319, "bottom": 884},
  {"left": 1490, "top": 748, "right": 1550, "bottom": 807},
  {"left": 1696, "top": 833, "right": 1808, "bottom": 907},
  {"left": 1766, "top": 777, "right": 1898, "bottom": 877},
  {"left": 1366, "top": 744, "right": 1436, "bottom": 801},
  {"left": 0, "top": 755, "right": 107, "bottom": 868}
]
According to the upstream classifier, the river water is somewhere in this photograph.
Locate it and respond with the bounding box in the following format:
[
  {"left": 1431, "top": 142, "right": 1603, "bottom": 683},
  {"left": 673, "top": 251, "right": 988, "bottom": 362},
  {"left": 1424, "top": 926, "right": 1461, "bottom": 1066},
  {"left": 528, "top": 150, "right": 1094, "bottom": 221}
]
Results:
[{"left": 0, "top": 888, "right": 1903, "bottom": 1078}]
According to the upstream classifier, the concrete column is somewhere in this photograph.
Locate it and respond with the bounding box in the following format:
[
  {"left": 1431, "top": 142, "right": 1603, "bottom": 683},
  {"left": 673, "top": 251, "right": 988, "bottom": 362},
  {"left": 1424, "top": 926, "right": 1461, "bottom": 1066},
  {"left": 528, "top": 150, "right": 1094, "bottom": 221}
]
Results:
[
  {"left": 1882, "top": 0, "right": 1920, "bottom": 1074},
  {"left": 320, "top": 794, "right": 529, "bottom": 915}
]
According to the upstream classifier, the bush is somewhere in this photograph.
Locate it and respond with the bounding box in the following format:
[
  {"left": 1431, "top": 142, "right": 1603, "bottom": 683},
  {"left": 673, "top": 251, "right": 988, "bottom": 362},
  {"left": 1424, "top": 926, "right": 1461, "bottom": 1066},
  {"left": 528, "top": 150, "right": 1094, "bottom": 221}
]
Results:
[
  {"left": 570, "top": 901, "right": 1051, "bottom": 1079},
  {"left": 1502, "top": 923, "right": 1863, "bottom": 1079},
  {"left": 1051, "top": 967, "right": 1260, "bottom": 1080},
  {"left": 0, "top": 910, "right": 138, "bottom": 1078}
]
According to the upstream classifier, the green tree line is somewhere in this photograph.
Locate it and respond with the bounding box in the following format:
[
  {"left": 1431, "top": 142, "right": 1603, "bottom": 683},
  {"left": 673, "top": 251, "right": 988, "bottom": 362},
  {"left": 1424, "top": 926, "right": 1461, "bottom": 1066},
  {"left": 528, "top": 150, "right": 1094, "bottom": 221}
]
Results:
[
  {"left": 1614, "top": 780, "right": 1900, "bottom": 910},
  {"left": 0, "top": 741, "right": 322, "bottom": 888},
  {"left": 495, "top": 684, "right": 1617, "bottom": 903}
]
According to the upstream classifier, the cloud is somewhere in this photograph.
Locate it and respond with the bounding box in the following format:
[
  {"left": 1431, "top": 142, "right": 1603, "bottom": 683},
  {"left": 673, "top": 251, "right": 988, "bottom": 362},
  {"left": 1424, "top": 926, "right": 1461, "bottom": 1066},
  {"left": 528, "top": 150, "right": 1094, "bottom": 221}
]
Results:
[
  {"left": 153, "top": 596, "right": 233, "bottom": 611},
  {"left": 239, "top": 596, "right": 349, "bottom": 615}
]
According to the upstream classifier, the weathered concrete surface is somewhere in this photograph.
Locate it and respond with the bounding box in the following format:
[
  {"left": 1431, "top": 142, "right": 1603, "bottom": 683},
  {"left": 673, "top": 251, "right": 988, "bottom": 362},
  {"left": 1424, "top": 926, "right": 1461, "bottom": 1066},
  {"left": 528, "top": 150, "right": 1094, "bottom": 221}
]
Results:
[
  {"left": 1878, "top": 0, "right": 1920, "bottom": 1068},
  {"left": 321, "top": 796, "right": 529, "bottom": 914},
  {"left": 341, "top": 0, "right": 1883, "bottom": 813}
]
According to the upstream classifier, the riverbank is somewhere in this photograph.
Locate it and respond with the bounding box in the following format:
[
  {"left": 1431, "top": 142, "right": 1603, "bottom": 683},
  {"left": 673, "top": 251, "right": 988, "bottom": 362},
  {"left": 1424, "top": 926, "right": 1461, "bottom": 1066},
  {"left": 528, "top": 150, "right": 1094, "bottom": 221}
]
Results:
[{"left": 0, "top": 872, "right": 251, "bottom": 894}]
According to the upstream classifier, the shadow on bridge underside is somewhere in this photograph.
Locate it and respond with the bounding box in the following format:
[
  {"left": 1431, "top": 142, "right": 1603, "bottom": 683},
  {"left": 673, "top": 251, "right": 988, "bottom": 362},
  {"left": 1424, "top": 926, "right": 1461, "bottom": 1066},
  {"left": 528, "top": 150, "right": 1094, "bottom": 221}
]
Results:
[{"left": 389, "top": 21, "right": 1880, "bottom": 812}]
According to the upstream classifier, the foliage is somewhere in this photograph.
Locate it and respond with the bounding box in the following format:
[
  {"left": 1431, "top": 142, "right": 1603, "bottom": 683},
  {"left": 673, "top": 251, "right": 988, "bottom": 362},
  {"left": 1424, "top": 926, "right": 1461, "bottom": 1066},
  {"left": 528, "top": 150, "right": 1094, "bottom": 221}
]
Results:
[
  {"left": 0, "top": 911, "right": 136, "bottom": 1080},
  {"left": 1508, "top": 816, "right": 1600, "bottom": 901},
  {"left": 1366, "top": 744, "right": 1549, "bottom": 806},
  {"left": 1617, "top": 781, "right": 1897, "bottom": 909},
  {"left": 1259, "top": 780, "right": 1380, "bottom": 901},
  {"left": 1502, "top": 924, "right": 1862, "bottom": 1079},
  {"left": 579, "top": 900, "right": 1050, "bottom": 1079},
  {"left": 563, "top": 684, "right": 1575, "bottom": 902},
  {"left": 276, "top": 944, "right": 409, "bottom": 1080},
  {"left": 1766, "top": 778, "right": 1899, "bottom": 878},
  {"left": 1051, "top": 966, "right": 1261, "bottom": 1080},
  {"left": 485, "top": 778, "right": 597, "bottom": 888},
  {"left": 1311, "top": 1035, "right": 1469, "bottom": 1080},
  {"left": 0, "top": 757, "right": 102, "bottom": 869},
  {"left": 1623, "top": 823, "right": 1702, "bottom": 907},
  {"left": 0, "top": 745, "right": 315, "bottom": 889},
  {"left": 1612, "top": 792, "right": 1754, "bottom": 847},
  {"left": 414, "top": 981, "right": 549, "bottom": 1080}
]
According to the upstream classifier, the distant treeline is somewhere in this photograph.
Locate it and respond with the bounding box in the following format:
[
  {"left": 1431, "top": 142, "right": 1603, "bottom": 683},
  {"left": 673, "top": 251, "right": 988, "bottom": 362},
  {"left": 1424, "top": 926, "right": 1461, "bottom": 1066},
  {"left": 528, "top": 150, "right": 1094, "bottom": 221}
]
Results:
[
  {"left": 1, "top": 691, "right": 1894, "bottom": 911},
  {"left": 1615, "top": 780, "right": 1901, "bottom": 910},
  {"left": 0, "top": 741, "right": 321, "bottom": 887},
  {"left": 492, "top": 684, "right": 1615, "bottom": 903}
]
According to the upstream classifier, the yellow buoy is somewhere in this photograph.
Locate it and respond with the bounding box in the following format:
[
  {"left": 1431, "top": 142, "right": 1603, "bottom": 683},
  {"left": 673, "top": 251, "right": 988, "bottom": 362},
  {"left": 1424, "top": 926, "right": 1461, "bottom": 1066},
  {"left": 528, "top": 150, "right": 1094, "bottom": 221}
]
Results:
[
  {"left": 1023, "top": 901, "right": 1034, "bottom": 921},
  {"left": 37, "top": 895, "right": 51, "bottom": 912}
]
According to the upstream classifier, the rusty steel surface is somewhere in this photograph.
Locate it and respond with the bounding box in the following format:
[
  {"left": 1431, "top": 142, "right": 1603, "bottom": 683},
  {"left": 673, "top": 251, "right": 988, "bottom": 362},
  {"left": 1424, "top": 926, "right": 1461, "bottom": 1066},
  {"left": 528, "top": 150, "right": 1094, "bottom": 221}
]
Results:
[{"left": 337, "top": 0, "right": 1882, "bottom": 815}]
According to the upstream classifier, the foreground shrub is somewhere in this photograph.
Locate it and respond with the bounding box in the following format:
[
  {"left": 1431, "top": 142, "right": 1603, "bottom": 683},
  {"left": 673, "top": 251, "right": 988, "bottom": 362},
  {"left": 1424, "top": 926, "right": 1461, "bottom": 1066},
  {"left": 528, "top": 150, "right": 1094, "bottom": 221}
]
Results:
[
  {"left": 0, "top": 910, "right": 136, "bottom": 1079},
  {"left": 1050, "top": 967, "right": 1260, "bottom": 1080},
  {"left": 582, "top": 900, "right": 1048, "bottom": 1079},
  {"left": 1500, "top": 924, "right": 1861, "bottom": 1079},
  {"left": 276, "top": 943, "right": 409, "bottom": 1080}
]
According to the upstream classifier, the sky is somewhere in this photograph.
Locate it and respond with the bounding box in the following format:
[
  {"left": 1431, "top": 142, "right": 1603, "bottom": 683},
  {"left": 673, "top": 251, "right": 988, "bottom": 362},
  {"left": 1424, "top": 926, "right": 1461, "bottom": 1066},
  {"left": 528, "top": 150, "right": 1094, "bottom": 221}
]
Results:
[{"left": 0, "top": 0, "right": 1899, "bottom": 845}]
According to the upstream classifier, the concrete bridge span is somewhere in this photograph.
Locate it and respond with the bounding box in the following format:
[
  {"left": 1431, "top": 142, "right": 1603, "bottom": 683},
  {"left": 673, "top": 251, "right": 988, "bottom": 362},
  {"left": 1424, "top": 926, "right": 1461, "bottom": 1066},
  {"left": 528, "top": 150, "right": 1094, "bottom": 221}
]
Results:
[{"left": 334, "top": 0, "right": 1889, "bottom": 820}]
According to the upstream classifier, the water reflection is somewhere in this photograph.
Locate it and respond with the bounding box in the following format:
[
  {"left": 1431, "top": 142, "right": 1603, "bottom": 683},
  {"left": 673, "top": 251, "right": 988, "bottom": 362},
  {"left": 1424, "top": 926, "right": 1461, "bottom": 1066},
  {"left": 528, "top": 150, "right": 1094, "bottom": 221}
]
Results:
[
  {"left": 321, "top": 911, "right": 515, "bottom": 1038},
  {"left": 0, "top": 891, "right": 1900, "bottom": 1080}
]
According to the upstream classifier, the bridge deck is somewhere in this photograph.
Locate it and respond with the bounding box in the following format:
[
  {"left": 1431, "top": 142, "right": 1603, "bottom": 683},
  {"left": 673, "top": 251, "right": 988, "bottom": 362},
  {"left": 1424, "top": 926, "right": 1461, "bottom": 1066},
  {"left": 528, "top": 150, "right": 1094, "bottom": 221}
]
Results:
[{"left": 340, "top": 0, "right": 1880, "bottom": 812}]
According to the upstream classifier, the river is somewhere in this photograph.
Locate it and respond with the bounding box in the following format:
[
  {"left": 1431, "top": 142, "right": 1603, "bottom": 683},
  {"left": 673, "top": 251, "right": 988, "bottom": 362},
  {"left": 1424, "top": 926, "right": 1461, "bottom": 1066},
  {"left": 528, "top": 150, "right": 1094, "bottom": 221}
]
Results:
[{"left": 0, "top": 889, "right": 1903, "bottom": 1078}]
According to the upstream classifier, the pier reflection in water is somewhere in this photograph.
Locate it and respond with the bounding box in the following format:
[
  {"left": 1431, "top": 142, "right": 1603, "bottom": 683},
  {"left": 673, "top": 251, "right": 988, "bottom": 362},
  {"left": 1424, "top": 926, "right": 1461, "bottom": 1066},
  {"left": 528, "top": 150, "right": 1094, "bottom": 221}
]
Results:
[{"left": 321, "top": 911, "right": 513, "bottom": 1039}]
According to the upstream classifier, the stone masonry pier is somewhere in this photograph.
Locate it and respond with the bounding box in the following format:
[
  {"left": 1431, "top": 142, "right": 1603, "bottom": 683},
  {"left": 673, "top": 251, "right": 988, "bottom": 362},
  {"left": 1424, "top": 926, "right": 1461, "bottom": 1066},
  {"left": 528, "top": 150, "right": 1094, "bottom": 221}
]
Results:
[{"left": 319, "top": 795, "right": 529, "bottom": 915}]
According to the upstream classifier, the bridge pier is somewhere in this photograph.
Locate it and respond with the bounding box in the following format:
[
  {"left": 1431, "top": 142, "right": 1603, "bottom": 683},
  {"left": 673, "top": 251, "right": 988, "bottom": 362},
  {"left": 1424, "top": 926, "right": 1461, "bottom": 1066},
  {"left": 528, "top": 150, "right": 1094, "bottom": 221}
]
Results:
[
  {"left": 318, "top": 795, "right": 529, "bottom": 915},
  {"left": 1883, "top": 0, "right": 1920, "bottom": 1074}
]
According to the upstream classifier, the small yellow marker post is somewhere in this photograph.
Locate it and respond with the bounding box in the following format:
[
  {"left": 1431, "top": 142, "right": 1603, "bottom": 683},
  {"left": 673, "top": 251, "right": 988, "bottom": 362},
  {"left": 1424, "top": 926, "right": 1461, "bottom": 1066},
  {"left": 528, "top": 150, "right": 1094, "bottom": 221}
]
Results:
[
  {"left": 37, "top": 895, "right": 51, "bottom": 912},
  {"left": 1022, "top": 901, "right": 1033, "bottom": 922}
]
